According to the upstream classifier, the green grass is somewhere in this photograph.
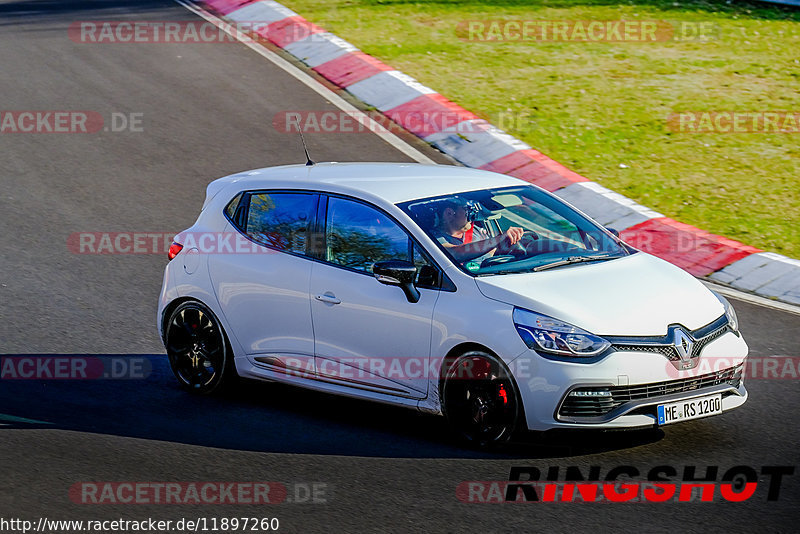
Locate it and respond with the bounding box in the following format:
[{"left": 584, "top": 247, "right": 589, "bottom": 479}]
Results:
[{"left": 280, "top": 0, "right": 800, "bottom": 257}]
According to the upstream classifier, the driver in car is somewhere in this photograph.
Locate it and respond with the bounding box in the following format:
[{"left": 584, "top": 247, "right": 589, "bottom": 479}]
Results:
[{"left": 433, "top": 197, "right": 525, "bottom": 264}]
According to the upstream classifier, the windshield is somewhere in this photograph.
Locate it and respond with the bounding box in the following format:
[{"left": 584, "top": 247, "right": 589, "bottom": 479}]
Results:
[{"left": 397, "top": 185, "right": 632, "bottom": 276}]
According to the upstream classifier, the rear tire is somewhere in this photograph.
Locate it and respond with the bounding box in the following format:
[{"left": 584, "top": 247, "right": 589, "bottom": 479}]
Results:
[{"left": 164, "top": 301, "right": 236, "bottom": 395}]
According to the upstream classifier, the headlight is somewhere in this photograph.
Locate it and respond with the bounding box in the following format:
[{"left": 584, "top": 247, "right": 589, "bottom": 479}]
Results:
[
  {"left": 713, "top": 292, "right": 739, "bottom": 333},
  {"left": 513, "top": 308, "right": 610, "bottom": 357}
]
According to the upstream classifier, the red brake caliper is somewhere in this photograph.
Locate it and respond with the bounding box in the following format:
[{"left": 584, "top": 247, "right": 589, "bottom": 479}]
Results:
[{"left": 498, "top": 383, "right": 508, "bottom": 404}]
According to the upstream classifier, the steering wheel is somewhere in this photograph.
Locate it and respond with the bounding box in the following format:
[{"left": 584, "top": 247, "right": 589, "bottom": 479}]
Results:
[
  {"left": 504, "top": 230, "right": 540, "bottom": 255},
  {"left": 478, "top": 231, "right": 541, "bottom": 268}
]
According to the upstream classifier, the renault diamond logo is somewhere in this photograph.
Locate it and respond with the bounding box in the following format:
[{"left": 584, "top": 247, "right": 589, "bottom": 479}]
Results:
[{"left": 672, "top": 327, "right": 695, "bottom": 364}]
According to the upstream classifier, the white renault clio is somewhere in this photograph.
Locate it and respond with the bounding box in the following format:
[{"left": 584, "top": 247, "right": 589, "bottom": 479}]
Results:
[{"left": 158, "top": 163, "right": 747, "bottom": 446}]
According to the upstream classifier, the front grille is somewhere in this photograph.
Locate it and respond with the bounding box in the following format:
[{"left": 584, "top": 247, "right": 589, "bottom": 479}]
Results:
[
  {"left": 613, "top": 344, "right": 679, "bottom": 360},
  {"left": 611, "top": 322, "right": 730, "bottom": 361},
  {"left": 558, "top": 364, "right": 743, "bottom": 418},
  {"left": 693, "top": 326, "right": 728, "bottom": 355}
]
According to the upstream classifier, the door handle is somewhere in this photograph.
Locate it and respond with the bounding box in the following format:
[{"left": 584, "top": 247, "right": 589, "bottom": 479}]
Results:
[{"left": 315, "top": 293, "right": 341, "bottom": 305}]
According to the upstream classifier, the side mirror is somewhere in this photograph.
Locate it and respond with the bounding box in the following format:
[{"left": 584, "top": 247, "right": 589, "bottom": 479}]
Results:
[
  {"left": 605, "top": 227, "right": 620, "bottom": 237},
  {"left": 372, "top": 260, "right": 420, "bottom": 303}
]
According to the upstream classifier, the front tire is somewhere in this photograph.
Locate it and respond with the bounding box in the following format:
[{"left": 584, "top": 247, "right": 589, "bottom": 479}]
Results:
[
  {"left": 441, "top": 352, "right": 520, "bottom": 447},
  {"left": 164, "top": 301, "right": 235, "bottom": 395}
]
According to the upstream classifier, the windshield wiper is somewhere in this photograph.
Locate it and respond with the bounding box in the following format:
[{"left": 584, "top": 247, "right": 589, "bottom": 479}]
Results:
[{"left": 532, "top": 254, "right": 622, "bottom": 272}]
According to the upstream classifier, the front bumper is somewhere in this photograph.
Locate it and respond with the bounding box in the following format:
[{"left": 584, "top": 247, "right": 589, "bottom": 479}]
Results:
[{"left": 515, "top": 329, "right": 749, "bottom": 431}]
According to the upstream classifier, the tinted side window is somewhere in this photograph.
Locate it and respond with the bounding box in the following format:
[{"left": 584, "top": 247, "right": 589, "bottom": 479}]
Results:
[
  {"left": 413, "top": 244, "right": 440, "bottom": 288},
  {"left": 325, "top": 197, "right": 409, "bottom": 273},
  {"left": 246, "top": 192, "right": 315, "bottom": 254},
  {"left": 224, "top": 192, "right": 242, "bottom": 221}
]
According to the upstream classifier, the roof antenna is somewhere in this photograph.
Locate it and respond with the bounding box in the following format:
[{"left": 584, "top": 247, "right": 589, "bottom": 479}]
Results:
[{"left": 298, "top": 129, "right": 315, "bottom": 166}]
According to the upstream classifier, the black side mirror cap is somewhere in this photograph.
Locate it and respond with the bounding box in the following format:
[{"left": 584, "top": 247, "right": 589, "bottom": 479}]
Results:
[{"left": 373, "top": 260, "right": 420, "bottom": 303}]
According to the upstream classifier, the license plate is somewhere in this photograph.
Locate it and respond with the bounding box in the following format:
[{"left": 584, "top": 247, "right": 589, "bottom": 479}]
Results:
[{"left": 657, "top": 393, "right": 722, "bottom": 425}]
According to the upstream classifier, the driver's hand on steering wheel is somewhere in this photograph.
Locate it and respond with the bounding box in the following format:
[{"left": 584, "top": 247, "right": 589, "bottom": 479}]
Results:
[{"left": 503, "top": 227, "right": 525, "bottom": 245}]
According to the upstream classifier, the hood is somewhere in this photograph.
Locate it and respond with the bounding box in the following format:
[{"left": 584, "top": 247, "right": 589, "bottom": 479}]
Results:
[{"left": 475, "top": 252, "right": 724, "bottom": 336}]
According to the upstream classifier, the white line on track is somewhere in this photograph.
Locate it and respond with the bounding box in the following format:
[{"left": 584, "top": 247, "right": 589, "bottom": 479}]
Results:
[
  {"left": 175, "top": 0, "right": 800, "bottom": 318},
  {"left": 174, "top": 0, "right": 435, "bottom": 165},
  {"left": 702, "top": 280, "right": 800, "bottom": 316}
]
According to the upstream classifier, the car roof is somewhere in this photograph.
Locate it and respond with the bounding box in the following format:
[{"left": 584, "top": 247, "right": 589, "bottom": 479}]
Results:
[{"left": 218, "top": 162, "right": 524, "bottom": 204}]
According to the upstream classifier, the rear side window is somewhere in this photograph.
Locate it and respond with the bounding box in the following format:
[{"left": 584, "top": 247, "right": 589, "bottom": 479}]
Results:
[
  {"left": 245, "top": 192, "right": 316, "bottom": 254},
  {"left": 224, "top": 192, "right": 242, "bottom": 221}
]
